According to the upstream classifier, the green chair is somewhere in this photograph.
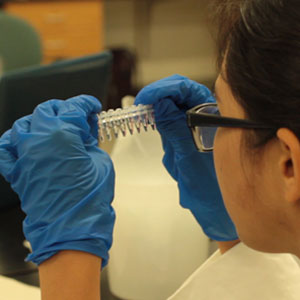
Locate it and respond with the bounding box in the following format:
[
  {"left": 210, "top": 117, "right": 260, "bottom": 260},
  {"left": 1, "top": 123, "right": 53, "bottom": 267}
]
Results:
[{"left": 0, "top": 12, "right": 42, "bottom": 73}]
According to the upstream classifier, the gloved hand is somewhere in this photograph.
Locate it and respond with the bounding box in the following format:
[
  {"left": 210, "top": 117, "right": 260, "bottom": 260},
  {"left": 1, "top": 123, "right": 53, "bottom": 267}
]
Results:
[
  {"left": 0, "top": 95, "right": 115, "bottom": 266},
  {"left": 135, "top": 75, "right": 238, "bottom": 241}
]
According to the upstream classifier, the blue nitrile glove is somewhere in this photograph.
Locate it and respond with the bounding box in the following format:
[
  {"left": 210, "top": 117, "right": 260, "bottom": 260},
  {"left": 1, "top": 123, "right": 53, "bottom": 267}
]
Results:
[
  {"left": 135, "top": 75, "right": 238, "bottom": 241},
  {"left": 0, "top": 95, "right": 115, "bottom": 266}
]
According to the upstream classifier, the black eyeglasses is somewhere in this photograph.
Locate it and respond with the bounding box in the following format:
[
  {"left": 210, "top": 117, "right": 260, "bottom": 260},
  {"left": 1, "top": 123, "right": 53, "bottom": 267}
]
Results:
[{"left": 186, "top": 103, "right": 276, "bottom": 152}]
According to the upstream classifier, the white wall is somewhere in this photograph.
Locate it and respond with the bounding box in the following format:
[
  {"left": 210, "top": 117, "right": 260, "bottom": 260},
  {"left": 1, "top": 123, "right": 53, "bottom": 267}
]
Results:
[{"left": 103, "top": 0, "right": 217, "bottom": 86}]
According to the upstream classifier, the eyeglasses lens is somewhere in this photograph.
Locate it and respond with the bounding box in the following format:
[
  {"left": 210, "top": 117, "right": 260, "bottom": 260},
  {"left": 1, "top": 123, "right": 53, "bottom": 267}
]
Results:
[{"left": 196, "top": 105, "right": 219, "bottom": 150}]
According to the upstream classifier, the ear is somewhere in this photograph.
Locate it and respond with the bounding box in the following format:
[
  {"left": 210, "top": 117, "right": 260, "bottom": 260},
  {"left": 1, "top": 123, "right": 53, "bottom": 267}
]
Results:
[{"left": 277, "top": 128, "right": 300, "bottom": 205}]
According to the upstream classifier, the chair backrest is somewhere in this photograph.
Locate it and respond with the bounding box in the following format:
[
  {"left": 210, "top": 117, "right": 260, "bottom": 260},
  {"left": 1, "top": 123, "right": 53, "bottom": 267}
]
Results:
[
  {"left": 0, "top": 51, "right": 113, "bottom": 209},
  {"left": 0, "top": 12, "right": 42, "bottom": 73}
]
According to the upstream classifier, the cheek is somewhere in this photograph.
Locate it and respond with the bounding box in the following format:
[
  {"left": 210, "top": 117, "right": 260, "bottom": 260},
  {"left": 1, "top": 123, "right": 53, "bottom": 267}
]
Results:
[
  {"left": 213, "top": 129, "right": 278, "bottom": 250},
  {"left": 213, "top": 129, "right": 252, "bottom": 221}
]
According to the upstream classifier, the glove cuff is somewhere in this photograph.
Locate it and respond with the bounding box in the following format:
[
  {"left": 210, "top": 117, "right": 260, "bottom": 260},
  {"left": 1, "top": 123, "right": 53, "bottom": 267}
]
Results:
[
  {"left": 25, "top": 238, "right": 111, "bottom": 267},
  {"left": 23, "top": 205, "right": 115, "bottom": 268}
]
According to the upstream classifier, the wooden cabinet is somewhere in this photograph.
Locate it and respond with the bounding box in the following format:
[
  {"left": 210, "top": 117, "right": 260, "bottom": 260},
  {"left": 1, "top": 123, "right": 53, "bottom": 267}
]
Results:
[{"left": 5, "top": 1, "right": 104, "bottom": 64}]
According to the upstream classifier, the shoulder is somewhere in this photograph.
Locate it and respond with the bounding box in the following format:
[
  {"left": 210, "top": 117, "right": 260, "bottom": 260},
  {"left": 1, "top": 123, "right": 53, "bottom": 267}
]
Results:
[{"left": 168, "top": 242, "right": 300, "bottom": 300}]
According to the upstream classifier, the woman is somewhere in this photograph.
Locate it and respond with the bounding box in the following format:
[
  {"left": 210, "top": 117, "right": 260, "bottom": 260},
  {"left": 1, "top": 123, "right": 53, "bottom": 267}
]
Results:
[{"left": 0, "top": 0, "right": 300, "bottom": 299}]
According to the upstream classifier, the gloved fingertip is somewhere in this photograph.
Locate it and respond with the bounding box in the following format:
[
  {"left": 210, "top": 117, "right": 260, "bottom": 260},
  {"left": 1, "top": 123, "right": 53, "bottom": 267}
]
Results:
[
  {"left": 135, "top": 75, "right": 187, "bottom": 105},
  {"left": 66, "top": 95, "right": 102, "bottom": 115},
  {"left": 11, "top": 115, "right": 32, "bottom": 135},
  {"left": 33, "top": 99, "right": 64, "bottom": 117},
  {"left": 182, "top": 81, "right": 215, "bottom": 108},
  {"left": 134, "top": 89, "right": 151, "bottom": 105}
]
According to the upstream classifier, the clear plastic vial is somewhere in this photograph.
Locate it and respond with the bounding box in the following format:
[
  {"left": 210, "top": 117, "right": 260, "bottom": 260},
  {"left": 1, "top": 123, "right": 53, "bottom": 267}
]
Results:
[{"left": 98, "top": 104, "right": 155, "bottom": 142}]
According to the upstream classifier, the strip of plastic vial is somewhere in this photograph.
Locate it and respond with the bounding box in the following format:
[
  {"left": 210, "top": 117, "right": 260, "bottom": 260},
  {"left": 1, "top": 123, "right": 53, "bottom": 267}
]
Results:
[{"left": 98, "top": 104, "right": 155, "bottom": 143}]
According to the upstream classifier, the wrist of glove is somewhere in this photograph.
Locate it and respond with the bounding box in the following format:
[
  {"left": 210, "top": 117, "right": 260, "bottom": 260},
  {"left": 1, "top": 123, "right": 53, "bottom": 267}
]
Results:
[
  {"left": 175, "top": 151, "right": 238, "bottom": 241},
  {"left": 0, "top": 95, "right": 115, "bottom": 267}
]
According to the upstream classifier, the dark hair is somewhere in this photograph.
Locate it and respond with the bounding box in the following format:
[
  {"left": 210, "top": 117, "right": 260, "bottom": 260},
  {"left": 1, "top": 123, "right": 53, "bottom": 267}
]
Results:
[{"left": 213, "top": 0, "right": 300, "bottom": 147}]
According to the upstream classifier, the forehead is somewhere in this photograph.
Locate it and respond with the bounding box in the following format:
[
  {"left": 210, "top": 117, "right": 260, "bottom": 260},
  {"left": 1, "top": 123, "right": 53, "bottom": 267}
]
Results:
[
  {"left": 215, "top": 74, "right": 230, "bottom": 102},
  {"left": 215, "top": 74, "right": 246, "bottom": 119}
]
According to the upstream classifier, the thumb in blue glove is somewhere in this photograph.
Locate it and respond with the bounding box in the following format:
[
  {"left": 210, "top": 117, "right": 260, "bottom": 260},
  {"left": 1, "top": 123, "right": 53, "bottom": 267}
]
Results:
[
  {"left": 0, "top": 95, "right": 115, "bottom": 267},
  {"left": 135, "top": 75, "right": 238, "bottom": 241}
]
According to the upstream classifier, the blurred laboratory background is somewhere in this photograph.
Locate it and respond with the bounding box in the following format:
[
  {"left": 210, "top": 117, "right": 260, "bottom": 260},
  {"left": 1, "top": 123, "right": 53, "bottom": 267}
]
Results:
[{"left": 0, "top": 0, "right": 218, "bottom": 299}]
